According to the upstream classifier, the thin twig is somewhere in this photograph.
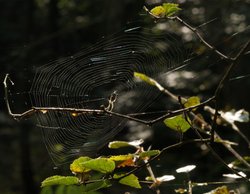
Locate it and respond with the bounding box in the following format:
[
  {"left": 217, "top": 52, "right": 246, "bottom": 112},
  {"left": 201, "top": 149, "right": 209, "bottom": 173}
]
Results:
[
  {"left": 3, "top": 74, "right": 36, "bottom": 120},
  {"left": 170, "top": 16, "right": 232, "bottom": 61},
  {"left": 214, "top": 40, "right": 250, "bottom": 97},
  {"left": 143, "top": 6, "right": 232, "bottom": 61},
  {"left": 118, "top": 139, "right": 210, "bottom": 180}
]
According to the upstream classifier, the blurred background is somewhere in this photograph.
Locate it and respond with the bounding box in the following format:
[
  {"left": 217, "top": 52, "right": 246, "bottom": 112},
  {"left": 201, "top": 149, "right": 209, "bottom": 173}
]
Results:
[{"left": 0, "top": 0, "right": 250, "bottom": 194}]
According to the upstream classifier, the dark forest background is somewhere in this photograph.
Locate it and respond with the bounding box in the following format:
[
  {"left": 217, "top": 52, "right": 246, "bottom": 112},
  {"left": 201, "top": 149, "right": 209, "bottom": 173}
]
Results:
[{"left": 0, "top": 0, "right": 250, "bottom": 194}]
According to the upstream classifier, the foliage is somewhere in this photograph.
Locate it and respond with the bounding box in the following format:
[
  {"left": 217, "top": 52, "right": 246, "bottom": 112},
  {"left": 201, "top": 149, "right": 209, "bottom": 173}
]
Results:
[
  {"left": 150, "top": 3, "right": 181, "bottom": 17},
  {"left": 164, "top": 114, "right": 191, "bottom": 133},
  {"left": 41, "top": 141, "right": 163, "bottom": 191},
  {"left": 1, "top": 0, "right": 250, "bottom": 194},
  {"left": 41, "top": 176, "right": 79, "bottom": 187}
]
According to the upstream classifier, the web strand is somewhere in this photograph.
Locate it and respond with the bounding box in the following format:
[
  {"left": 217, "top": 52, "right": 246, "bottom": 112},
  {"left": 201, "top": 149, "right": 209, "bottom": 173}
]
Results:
[{"left": 24, "top": 27, "right": 192, "bottom": 165}]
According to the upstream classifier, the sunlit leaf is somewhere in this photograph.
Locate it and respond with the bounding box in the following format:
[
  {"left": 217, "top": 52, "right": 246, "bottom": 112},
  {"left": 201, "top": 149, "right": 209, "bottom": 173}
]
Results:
[
  {"left": 164, "top": 114, "right": 191, "bottom": 133},
  {"left": 82, "top": 158, "right": 115, "bottom": 174},
  {"left": 204, "top": 186, "right": 229, "bottom": 194},
  {"left": 116, "top": 174, "right": 141, "bottom": 189},
  {"left": 109, "top": 154, "right": 133, "bottom": 161},
  {"left": 150, "top": 3, "right": 181, "bottom": 18},
  {"left": 156, "top": 175, "right": 175, "bottom": 182},
  {"left": 134, "top": 72, "right": 156, "bottom": 86},
  {"left": 150, "top": 6, "right": 166, "bottom": 18},
  {"left": 222, "top": 109, "right": 249, "bottom": 123},
  {"left": 162, "top": 3, "right": 181, "bottom": 17},
  {"left": 184, "top": 96, "right": 200, "bottom": 111},
  {"left": 176, "top": 165, "right": 196, "bottom": 173},
  {"left": 128, "top": 139, "right": 144, "bottom": 147},
  {"left": 223, "top": 171, "right": 246, "bottom": 179},
  {"left": 145, "top": 176, "right": 154, "bottom": 181},
  {"left": 139, "top": 150, "right": 160, "bottom": 158},
  {"left": 108, "top": 139, "right": 143, "bottom": 149},
  {"left": 175, "top": 188, "right": 187, "bottom": 193},
  {"left": 41, "top": 175, "right": 78, "bottom": 187},
  {"left": 70, "top": 156, "right": 92, "bottom": 174}
]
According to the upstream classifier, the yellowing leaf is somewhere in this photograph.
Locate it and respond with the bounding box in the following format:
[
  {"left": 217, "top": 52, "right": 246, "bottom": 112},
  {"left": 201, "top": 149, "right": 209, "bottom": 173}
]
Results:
[
  {"left": 134, "top": 72, "right": 156, "bottom": 86},
  {"left": 117, "top": 158, "right": 136, "bottom": 168},
  {"left": 118, "top": 174, "right": 141, "bottom": 189},
  {"left": 150, "top": 3, "right": 181, "bottom": 18},
  {"left": 109, "top": 154, "right": 135, "bottom": 168},
  {"left": 150, "top": 6, "right": 166, "bottom": 18},
  {"left": 164, "top": 115, "right": 191, "bottom": 133},
  {"left": 205, "top": 186, "right": 229, "bottom": 194},
  {"left": 162, "top": 3, "right": 181, "bottom": 17},
  {"left": 184, "top": 96, "right": 200, "bottom": 110},
  {"left": 41, "top": 175, "right": 78, "bottom": 187},
  {"left": 109, "top": 154, "right": 133, "bottom": 162},
  {"left": 70, "top": 156, "right": 92, "bottom": 174},
  {"left": 82, "top": 158, "right": 115, "bottom": 173}
]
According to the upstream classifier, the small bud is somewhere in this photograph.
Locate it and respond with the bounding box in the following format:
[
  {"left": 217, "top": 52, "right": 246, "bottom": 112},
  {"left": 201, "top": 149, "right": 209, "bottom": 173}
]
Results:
[
  {"left": 71, "top": 112, "right": 78, "bottom": 117},
  {"left": 40, "top": 110, "right": 47, "bottom": 114}
]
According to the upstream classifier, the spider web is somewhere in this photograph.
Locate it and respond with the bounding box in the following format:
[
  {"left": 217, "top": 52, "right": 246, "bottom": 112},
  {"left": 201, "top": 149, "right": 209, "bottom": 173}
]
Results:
[{"left": 29, "top": 27, "right": 191, "bottom": 165}]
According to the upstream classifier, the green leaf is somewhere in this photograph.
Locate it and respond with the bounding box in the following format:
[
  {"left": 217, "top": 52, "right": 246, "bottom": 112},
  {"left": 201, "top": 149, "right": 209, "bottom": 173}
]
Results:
[
  {"left": 134, "top": 72, "right": 156, "bottom": 86},
  {"left": 109, "top": 154, "right": 133, "bottom": 162},
  {"left": 55, "top": 185, "right": 66, "bottom": 194},
  {"left": 184, "top": 96, "right": 200, "bottom": 110},
  {"left": 81, "top": 180, "right": 111, "bottom": 192},
  {"left": 108, "top": 139, "right": 143, "bottom": 149},
  {"left": 164, "top": 114, "right": 191, "bottom": 133},
  {"left": 65, "top": 185, "right": 82, "bottom": 194},
  {"left": 70, "top": 156, "right": 92, "bottom": 173},
  {"left": 150, "top": 6, "right": 166, "bottom": 18},
  {"left": 41, "top": 176, "right": 79, "bottom": 187},
  {"left": 162, "top": 3, "right": 181, "bottom": 17},
  {"left": 82, "top": 158, "right": 115, "bottom": 173},
  {"left": 115, "top": 174, "right": 141, "bottom": 189},
  {"left": 63, "top": 181, "right": 111, "bottom": 194},
  {"left": 139, "top": 150, "right": 160, "bottom": 158},
  {"left": 40, "top": 186, "right": 53, "bottom": 194}
]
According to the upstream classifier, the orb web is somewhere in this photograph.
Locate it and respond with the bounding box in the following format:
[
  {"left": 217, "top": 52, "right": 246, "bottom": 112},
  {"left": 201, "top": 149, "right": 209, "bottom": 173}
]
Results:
[{"left": 29, "top": 27, "right": 191, "bottom": 165}]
